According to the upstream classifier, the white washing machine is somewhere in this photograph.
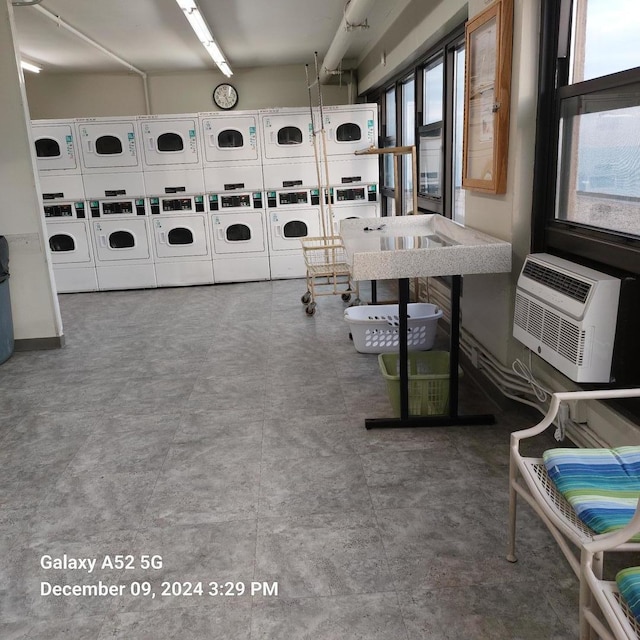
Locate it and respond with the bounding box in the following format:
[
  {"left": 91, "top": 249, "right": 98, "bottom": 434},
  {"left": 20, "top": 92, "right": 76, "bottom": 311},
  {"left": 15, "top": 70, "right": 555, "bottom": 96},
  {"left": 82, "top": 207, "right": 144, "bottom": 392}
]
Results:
[
  {"left": 199, "top": 110, "right": 260, "bottom": 192},
  {"left": 148, "top": 194, "right": 214, "bottom": 287},
  {"left": 319, "top": 104, "right": 378, "bottom": 157},
  {"left": 266, "top": 187, "right": 322, "bottom": 279},
  {"left": 208, "top": 189, "right": 270, "bottom": 283},
  {"left": 44, "top": 200, "right": 98, "bottom": 292},
  {"left": 259, "top": 108, "right": 315, "bottom": 164},
  {"left": 326, "top": 182, "right": 380, "bottom": 234},
  {"left": 31, "top": 119, "right": 85, "bottom": 201},
  {"left": 89, "top": 197, "right": 156, "bottom": 291},
  {"left": 75, "top": 116, "right": 145, "bottom": 198}
]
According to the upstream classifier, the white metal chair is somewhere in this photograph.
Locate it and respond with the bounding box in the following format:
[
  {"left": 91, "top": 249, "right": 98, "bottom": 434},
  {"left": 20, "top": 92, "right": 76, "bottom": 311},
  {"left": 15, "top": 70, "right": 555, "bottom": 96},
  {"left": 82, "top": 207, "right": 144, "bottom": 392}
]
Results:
[
  {"left": 507, "top": 388, "right": 640, "bottom": 579},
  {"left": 580, "top": 509, "right": 640, "bottom": 640}
]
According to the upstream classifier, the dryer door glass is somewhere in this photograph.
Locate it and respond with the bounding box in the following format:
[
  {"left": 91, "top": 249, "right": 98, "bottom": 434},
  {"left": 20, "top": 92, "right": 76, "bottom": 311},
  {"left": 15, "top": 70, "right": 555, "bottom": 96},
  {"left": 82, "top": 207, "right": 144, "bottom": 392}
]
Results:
[
  {"left": 218, "top": 130, "right": 244, "bottom": 148},
  {"left": 49, "top": 234, "right": 75, "bottom": 252},
  {"left": 283, "top": 221, "right": 308, "bottom": 237},
  {"left": 278, "top": 127, "right": 303, "bottom": 145},
  {"left": 226, "top": 224, "right": 251, "bottom": 241},
  {"left": 36, "top": 138, "right": 61, "bottom": 158},
  {"left": 336, "top": 123, "right": 362, "bottom": 142},
  {"left": 109, "top": 231, "right": 135, "bottom": 248},
  {"left": 168, "top": 228, "right": 193, "bottom": 245},
  {"left": 96, "top": 135, "right": 123, "bottom": 155},
  {"left": 157, "top": 133, "right": 184, "bottom": 152}
]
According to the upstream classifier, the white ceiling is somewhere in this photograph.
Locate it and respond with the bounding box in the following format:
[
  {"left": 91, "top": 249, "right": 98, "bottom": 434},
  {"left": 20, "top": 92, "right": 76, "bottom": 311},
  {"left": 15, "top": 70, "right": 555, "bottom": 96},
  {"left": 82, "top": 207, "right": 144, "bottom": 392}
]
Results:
[{"left": 10, "top": 0, "right": 411, "bottom": 75}]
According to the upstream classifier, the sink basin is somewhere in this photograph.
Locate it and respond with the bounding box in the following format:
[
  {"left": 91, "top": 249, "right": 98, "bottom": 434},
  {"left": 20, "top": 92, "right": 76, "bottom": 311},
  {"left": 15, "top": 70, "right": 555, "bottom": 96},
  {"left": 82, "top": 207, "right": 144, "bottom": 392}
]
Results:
[{"left": 340, "top": 215, "right": 511, "bottom": 280}]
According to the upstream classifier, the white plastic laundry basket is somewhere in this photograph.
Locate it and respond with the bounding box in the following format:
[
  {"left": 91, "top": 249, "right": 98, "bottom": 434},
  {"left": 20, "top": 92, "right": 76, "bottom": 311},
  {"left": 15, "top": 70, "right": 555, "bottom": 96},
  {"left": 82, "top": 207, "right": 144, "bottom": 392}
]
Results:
[{"left": 344, "top": 303, "right": 443, "bottom": 353}]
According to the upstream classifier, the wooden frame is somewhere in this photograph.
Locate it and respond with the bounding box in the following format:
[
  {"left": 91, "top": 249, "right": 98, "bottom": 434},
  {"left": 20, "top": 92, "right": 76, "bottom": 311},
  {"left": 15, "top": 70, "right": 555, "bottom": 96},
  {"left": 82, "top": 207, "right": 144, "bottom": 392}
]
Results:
[{"left": 462, "top": 0, "right": 513, "bottom": 194}]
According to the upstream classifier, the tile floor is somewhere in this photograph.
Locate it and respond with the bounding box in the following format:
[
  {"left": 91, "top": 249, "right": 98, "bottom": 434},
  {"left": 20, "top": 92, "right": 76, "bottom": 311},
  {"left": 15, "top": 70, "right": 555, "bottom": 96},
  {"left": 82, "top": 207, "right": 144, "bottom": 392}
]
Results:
[{"left": 0, "top": 278, "right": 582, "bottom": 639}]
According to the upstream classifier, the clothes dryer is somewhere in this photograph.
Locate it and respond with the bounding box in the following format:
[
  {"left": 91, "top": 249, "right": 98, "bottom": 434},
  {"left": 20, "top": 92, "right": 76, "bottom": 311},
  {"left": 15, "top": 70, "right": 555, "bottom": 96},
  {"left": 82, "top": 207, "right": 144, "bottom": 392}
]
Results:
[
  {"left": 266, "top": 187, "right": 322, "bottom": 279},
  {"left": 200, "top": 110, "right": 260, "bottom": 165},
  {"left": 75, "top": 117, "right": 145, "bottom": 198},
  {"left": 259, "top": 108, "right": 315, "bottom": 164},
  {"left": 31, "top": 119, "right": 85, "bottom": 201},
  {"left": 44, "top": 200, "right": 97, "bottom": 292},
  {"left": 148, "top": 194, "right": 213, "bottom": 287},
  {"left": 138, "top": 114, "right": 202, "bottom": 171},
  {"left": 89, "top": 197, "right": 156, "bottom": 290},
  {"left": 208, "top": 190, "right": 270, "bottom": 283},
  {"left": 319, "top": 104, "right": 378, "bottom": 157}
]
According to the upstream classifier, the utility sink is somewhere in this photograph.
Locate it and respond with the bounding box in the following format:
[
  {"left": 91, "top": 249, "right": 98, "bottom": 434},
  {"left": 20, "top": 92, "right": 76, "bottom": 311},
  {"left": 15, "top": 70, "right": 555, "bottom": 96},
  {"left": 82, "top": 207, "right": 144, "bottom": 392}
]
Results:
[{"left": 339, "top": 215, "right": 512, "bottom": 280}]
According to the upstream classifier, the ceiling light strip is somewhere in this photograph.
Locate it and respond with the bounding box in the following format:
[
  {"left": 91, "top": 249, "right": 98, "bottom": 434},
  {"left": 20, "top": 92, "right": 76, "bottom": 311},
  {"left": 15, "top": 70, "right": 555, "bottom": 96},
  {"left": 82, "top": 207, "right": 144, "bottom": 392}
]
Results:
[{"left": 175, "top": 0, "right": 232, "bottom": 77}]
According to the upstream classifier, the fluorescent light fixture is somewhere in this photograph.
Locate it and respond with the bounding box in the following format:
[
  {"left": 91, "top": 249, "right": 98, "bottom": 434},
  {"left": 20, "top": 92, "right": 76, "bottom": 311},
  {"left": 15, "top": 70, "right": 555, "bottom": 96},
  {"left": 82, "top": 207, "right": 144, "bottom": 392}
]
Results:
[
  {"left": 21, "top": 60, "right": 42, "bottom": 73},
  {"left": 175, "top": 0, "right": 232, "bottom": 77}
]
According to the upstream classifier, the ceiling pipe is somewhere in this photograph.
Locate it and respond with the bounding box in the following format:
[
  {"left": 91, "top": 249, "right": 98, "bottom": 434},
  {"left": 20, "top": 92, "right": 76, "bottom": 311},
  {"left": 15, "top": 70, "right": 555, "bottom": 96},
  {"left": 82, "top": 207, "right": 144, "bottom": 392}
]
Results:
[
  {"left": 11, "top": 0, "right": 44, "bottom": 6},
  {"left": 30, "top": 4, "right": 151, "bottom": 114},
  {"left": 319, "top": 0, "right": 376, "bottom": 85}
]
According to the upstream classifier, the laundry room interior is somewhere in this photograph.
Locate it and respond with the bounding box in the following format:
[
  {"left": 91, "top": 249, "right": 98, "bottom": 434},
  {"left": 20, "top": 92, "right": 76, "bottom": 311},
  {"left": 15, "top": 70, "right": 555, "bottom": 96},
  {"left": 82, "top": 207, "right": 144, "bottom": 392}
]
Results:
[{"left": 1, "top": 0, "right": 640, "bottom": 638}]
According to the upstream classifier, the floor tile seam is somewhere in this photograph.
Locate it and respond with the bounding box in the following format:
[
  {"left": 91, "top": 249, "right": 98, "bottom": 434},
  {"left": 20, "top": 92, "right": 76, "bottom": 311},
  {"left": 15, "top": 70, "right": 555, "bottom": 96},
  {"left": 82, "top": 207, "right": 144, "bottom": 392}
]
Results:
[{"left": 250, "top": 416, "right": 266, "bottom": 629}]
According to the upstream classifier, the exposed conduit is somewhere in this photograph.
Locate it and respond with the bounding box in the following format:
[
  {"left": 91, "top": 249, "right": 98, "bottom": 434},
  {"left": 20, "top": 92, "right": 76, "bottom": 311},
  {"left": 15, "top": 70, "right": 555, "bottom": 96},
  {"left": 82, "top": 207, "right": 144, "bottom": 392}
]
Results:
[
  {"left": 31, "top": 4, "right": 151, "bottom": 114},
  {"left": 319, "top": 0, "right": 375, "bottom": 86}
]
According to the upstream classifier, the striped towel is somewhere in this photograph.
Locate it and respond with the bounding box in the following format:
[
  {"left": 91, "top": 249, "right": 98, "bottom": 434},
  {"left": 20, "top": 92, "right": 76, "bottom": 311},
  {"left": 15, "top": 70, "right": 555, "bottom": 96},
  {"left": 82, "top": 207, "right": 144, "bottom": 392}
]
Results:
[
  {"left": 543, "top": 446, "right": 640, "bottom": 539},
  {"left": 616, "top": 566, "right": 640, "bottom": 624}
]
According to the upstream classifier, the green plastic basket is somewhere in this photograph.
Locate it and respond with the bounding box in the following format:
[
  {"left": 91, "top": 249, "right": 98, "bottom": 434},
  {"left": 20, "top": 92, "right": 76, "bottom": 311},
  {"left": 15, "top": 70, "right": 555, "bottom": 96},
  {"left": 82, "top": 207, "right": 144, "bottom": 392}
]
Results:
[{"left": 378, "top": 351, "right": 457, "bottom": 417}]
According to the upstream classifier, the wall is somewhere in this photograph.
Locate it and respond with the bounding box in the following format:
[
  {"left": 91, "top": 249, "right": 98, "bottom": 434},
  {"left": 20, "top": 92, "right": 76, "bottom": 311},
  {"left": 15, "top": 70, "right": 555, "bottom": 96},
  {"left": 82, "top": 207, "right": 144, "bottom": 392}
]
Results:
[
  {"left": 0, "top": 1, "right": 62, "bottom": 346},
  {"left": 25, "top": 65, "right": 351, "bottom": 120}
]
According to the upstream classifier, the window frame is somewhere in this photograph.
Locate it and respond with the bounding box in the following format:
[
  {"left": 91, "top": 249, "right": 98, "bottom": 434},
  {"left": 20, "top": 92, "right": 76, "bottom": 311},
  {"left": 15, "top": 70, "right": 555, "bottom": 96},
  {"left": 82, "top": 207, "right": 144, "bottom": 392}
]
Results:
[{"left": 531, "top": 0, "right": 640, "bottom": 275}]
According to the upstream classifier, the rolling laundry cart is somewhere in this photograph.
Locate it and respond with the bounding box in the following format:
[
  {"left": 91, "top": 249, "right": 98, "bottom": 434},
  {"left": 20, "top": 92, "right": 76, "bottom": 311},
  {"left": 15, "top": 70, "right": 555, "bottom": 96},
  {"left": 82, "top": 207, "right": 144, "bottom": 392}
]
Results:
[{"left": 299, "top": 53, "right": 360, "bottom": 316}]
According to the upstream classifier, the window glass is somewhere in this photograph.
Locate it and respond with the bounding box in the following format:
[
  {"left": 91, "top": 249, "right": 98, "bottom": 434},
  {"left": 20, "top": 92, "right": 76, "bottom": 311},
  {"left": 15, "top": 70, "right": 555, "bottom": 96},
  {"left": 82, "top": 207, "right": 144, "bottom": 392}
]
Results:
[
  {"left": 452, "top": 45, "right": 466, "bottom": 224},
  {"left": 570, "top": 0, "right": 640, "bottom": 83},
  {"left": 556, "top": 84, "right": 640, "bottom": 237},
  {"left": 384, "top": 88, "right": 397, "bottom": 189},
  {"left": 109, "top": 231, "right": 135, "bottom": 248},
  {"left": 167, "top": 228, "right": 193, "bottom": 245},
  {"left": 402, "top": 78, "right": 415, "bottom": 214},
  {"left": 226, "top": 224, "right": 251, "bottom": 241},
  {"left": 49, "top": 234, "right": 74, "bottom": 252},
  {"left": 218, "top": 130, "right": 243, "bottom": 148},
  {"left": 157, "top": 133, "right": 184, "bottom": 152},
  {"left": 418, "top": 127, "right": 442, "bottom": 197},
  {"left": 35, "top": 138, "right": 61, "bottom": 158},
  {"left": 423, "top": 61, "right": 443, "bottom": 124},
  {"left": 283, "top": 220, "right": 307, "bottom": 237},
  {"left": 95, "top": 135, "right": 123, "bottom": 155},
  {"left": 336, "top": 123, "right": 361, "bottom": 142},
  {"left": 278, "top": 127, "right": 303, "bottom": 145}
]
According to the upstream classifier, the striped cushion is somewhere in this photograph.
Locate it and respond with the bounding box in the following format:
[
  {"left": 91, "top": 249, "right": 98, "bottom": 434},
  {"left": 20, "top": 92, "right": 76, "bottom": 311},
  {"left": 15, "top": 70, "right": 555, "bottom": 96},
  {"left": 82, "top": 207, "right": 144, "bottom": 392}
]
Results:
[
  {"left": 543, "top": 446, "right": 640, "bottom": 539},
  {"left": 616, "top": 567, "right": 640, "bottom": 623}
]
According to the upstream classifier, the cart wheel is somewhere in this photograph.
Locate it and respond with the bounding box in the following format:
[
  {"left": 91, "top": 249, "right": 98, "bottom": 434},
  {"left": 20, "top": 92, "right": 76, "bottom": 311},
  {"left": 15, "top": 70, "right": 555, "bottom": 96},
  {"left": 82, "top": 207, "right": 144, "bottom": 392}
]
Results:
[
  {"left": 341, "top": 293, "right": 352, "bottom": 302},
  {"left": 348, "top": 332, "right": 353, "bottom": 341},
  {"left": 301, "top": 291, "right": 311, "bottom": 304},
  {"left": 305, "top": 302, "right": 317, "bottom": 316}
]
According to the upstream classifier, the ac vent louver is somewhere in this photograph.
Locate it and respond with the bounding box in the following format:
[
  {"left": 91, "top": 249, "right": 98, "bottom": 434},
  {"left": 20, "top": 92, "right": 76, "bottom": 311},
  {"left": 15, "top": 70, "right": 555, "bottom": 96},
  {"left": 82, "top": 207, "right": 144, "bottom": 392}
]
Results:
[
  {"left": 522, "top": 260, "right": 591, "bottom": 303},
  {"left": 513, "top": 253, "right": 620, "bottom": 383}
]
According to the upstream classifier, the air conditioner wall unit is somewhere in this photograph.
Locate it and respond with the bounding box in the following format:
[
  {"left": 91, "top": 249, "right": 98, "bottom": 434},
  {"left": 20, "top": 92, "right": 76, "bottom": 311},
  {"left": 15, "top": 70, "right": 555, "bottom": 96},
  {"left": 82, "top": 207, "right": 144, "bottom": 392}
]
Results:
[{"left": 513, "top": 253, "right": 621, "bottom": 383}]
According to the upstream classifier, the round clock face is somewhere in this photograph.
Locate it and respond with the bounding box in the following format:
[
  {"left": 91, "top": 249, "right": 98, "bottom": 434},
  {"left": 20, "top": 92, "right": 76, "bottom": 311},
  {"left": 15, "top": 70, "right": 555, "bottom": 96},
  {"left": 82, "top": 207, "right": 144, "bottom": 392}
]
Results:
[{"left": 213, "top": 83, "right": 238, "bottom": 110}]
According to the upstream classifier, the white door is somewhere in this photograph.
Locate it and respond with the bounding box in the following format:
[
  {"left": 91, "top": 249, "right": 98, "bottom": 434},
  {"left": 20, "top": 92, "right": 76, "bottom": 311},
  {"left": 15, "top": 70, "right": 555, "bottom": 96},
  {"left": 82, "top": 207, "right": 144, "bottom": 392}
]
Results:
[
  {"left": 200, "top": 114, "right": 259, "bottom": 164},
  {"left": 33, "top": 123, "right": 79, "bottom": 172},
  {"left": 76, "top": 121, "right": 140, "bottom": 170},
  {"left": 47, "top": 221, "right": 92, "bottom": 264},
  {"left": 139, "top": 117, "right": 201, "bottom": 168},
  {"left": 92, "top": 219, "right": 151, "bottom": 262},
  {"left": 321, "top": 106, "right": 377, "bottom": 156},
  {"left": 152, "top": 216, "right": 209, "bottom": 258},
  {"left": 211, "top": 212, "right": 266, "bottom": 255},
  {"left": 268, "top": 208, "right": 321, "bottom": 252},
  {"left": 260, "top": 112, "right": 314, "bottom": 161}
]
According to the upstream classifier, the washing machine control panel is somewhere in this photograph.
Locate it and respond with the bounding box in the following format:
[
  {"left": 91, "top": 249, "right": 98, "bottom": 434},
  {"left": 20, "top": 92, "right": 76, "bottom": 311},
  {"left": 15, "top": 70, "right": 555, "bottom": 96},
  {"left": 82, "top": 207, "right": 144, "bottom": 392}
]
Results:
[
  {"left": 326, "top": 184, "right": 378, "bottom": 204},
  {"left": 44, "top": 201, "right": 86, "bottom": 219},
  {"left": 90, "top": 199, "right": 146, "bottom": 217},
  {"left": 149, "top": 195, "right": 205, "bottom": 214},
  {"left": 208, "top": 192, "right": 262, "bottom": 211},
  {"left": 267, "top": 189, "right": 320, "bottom": 208}
]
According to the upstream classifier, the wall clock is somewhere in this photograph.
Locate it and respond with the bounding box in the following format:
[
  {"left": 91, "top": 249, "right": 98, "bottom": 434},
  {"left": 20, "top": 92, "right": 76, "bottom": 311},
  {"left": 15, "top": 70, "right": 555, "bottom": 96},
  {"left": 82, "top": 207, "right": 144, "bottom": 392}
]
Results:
[{"left": 213, "top": 83, "right": 238, "bottom": 110}]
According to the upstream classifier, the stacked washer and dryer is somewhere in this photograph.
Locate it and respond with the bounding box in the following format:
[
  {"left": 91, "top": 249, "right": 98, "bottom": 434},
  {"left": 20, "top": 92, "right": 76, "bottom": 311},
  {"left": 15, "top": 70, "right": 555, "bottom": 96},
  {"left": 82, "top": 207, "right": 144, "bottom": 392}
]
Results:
[
  {"left": 200, "top": 110, "right": 270, "bottom": 282},
  {"left": 32, "top": 119, "right": 98, "bottom": 292},
  {"left": 138, "top": 113, "right": 213, "bottom": 287},
  {"left": 30, "top": 104, "right": 380, "bottom": 293},
  {"left": 76, "top": 116, "right": 156, "bottom": 291}
]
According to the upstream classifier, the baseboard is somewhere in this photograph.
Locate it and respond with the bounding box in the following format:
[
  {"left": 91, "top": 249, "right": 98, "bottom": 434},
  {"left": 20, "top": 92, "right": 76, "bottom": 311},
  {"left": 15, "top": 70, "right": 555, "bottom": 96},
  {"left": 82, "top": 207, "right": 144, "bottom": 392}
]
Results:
[{"left": 14, "top": 335, "right": 65, "bottom": 351}]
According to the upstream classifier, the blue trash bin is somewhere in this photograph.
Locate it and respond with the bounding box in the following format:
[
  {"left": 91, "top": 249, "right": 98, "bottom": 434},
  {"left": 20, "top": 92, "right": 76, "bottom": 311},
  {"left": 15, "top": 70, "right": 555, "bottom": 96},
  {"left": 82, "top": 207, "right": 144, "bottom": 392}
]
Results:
[{"left": 0, "top": 235, "right": 14, "bottom": 364}]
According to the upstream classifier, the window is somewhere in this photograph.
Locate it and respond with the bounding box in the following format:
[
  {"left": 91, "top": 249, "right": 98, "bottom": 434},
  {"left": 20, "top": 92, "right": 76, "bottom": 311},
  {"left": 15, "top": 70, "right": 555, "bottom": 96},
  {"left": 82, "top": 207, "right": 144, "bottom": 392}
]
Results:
[
  {"left": 533, "top": 0, "right": 640, "bottom": 274},
  {"left": 452, "top": 45, "right": 466, "bottom": 224},
  {"left": 383, "top": 88, "right": 397, "bottom": 191},
  {"left": 401, "top": 76, "right": 415, "bottom": 214},
  {"left": 418, "top": 59, "right": 444, "bottom": 203}
]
